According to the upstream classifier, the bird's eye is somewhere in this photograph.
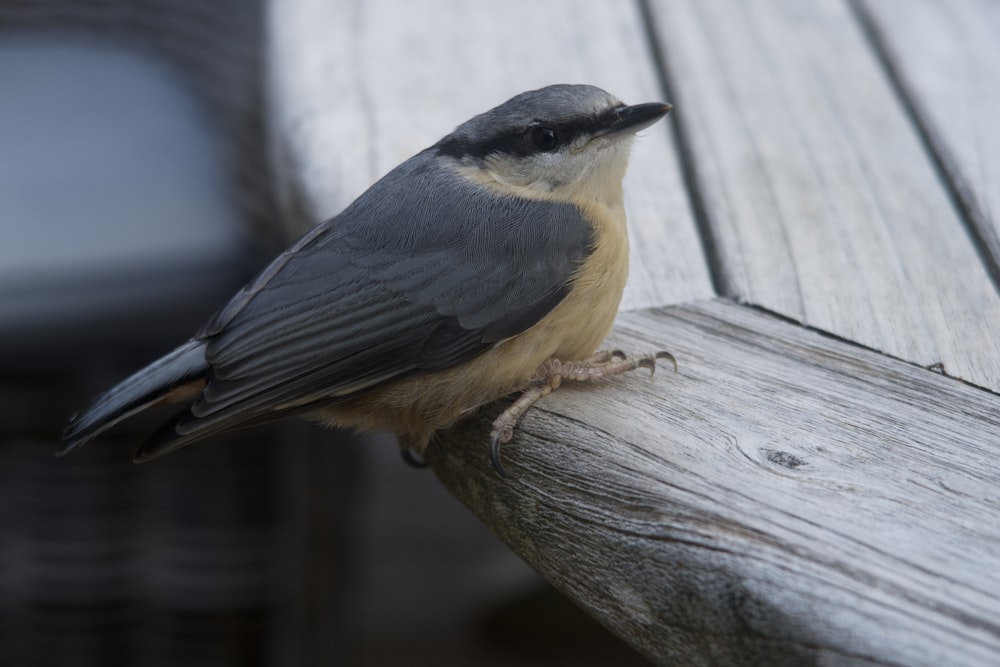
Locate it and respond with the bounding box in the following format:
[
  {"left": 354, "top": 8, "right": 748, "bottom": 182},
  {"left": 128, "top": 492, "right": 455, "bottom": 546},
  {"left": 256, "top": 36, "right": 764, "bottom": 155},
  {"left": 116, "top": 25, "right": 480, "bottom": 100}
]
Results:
[{"left": 531, "top": 126, "right": 559, "bottom": 152}]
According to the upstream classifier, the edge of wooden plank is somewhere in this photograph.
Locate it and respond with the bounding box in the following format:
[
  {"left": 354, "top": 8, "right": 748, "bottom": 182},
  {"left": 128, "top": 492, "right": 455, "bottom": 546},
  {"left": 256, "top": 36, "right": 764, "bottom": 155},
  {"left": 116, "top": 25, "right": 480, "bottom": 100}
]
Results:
[{"left": 427, "top": 298, "right": 1000, "bottom": 666}]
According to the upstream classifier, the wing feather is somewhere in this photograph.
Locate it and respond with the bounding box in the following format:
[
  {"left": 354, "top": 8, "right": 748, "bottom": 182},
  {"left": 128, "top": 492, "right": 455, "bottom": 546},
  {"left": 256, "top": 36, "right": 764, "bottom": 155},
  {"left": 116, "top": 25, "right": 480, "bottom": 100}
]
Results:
[{"left": 182, "top": 150, "right": 593, "bottom": 435}]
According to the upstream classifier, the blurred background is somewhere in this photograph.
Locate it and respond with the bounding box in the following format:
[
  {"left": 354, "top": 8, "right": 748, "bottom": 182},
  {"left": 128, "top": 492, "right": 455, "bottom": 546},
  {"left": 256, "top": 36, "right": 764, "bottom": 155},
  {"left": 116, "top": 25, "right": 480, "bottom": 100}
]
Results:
[{"left": 0, "top": 1, "right": 646, "bottom": 664}]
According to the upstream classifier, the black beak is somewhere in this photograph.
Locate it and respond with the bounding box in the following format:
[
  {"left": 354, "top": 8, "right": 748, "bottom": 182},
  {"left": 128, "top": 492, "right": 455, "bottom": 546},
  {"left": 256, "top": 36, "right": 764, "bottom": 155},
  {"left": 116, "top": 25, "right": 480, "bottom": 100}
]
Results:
[{"left": 595, "top": 102, "right": 672, "bottom": 138}]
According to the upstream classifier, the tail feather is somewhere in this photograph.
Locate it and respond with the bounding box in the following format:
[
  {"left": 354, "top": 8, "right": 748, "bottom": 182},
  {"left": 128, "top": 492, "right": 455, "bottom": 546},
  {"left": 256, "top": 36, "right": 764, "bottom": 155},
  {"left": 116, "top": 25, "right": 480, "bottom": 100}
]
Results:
[
  {"left": 60, "top": 340, "right": 208, "bottom": 455},
  {"left": 131, "top": 408, "right": 228, "bottom": 463},
  {"left": 132, "top": 389, "right": 334, "bottom": 463}
]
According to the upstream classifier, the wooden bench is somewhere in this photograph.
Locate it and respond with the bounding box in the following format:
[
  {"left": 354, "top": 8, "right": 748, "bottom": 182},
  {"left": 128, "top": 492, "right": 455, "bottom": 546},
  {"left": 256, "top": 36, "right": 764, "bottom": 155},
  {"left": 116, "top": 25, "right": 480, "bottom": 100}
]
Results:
[{"left": 270, "top": 0, "right": 1000, "bottom": 663}]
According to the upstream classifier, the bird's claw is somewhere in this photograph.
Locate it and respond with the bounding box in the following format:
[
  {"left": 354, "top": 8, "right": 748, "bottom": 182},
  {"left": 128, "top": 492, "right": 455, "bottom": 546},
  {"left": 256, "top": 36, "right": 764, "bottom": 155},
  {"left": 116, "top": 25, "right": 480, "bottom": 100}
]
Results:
[
  {"left": 656, "top": 350, "right": 678, "bottom": 373},
  {"left": 488, "top": 433, "right": 508, "bottom": 478},
  {"left": 485, "top": 348, "right": 676, "bottom": 478},
  {"left": 400, "top": 446, "right": 429, "bottom": 469},
  {"left": 637, "top": 351, "right": 677, "bottom": 376}
]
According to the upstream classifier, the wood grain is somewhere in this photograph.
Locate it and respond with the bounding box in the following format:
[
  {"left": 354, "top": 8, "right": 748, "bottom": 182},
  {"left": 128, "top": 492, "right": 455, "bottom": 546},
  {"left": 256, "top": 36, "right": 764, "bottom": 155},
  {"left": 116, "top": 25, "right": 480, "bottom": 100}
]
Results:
[
  {"left": 269, "top": 2, "right": 1000, "bottom": 663},
  {"left": 266, "top": 0, "right": 714, "bottom": 310},
  {"left": 645, "top": 0, "right": 1000, "bottom": 391},
  {"left": 854, "top": 0, "right": 1000, "bottom": 277},
  {"left": 428, "top": 299, "right": 1000, "bottom": 666}
]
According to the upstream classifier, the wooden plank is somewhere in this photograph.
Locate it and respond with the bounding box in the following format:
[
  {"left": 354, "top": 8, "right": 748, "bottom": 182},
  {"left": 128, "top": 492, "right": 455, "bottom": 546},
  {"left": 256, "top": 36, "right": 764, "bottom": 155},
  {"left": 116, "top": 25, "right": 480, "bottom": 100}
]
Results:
[
  {"left": 266, "top": 0, "right": 714, "bottom": 310},
  {"left": 427, "top": 299, "right": 1000, "bottom": 666},
  {"left": 644, "top": 0, "right": 1000, "bottom": 391},
  {"left": 854, "top": 0, "right": 1000, "bottom": 279}
]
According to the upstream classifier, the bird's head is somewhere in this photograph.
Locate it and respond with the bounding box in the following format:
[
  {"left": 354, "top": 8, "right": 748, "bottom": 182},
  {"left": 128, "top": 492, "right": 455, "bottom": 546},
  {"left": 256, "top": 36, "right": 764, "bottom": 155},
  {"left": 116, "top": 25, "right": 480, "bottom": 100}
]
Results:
[{"left": 436, "top": 84, "right": 671, "bottom": 206}]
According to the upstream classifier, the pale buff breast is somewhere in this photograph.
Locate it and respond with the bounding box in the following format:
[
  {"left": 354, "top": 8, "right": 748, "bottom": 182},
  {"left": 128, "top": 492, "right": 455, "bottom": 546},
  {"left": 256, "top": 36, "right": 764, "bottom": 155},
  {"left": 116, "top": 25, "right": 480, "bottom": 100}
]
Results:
[{"left": 311, "top": 196, "right": 630, "bottom": 448}]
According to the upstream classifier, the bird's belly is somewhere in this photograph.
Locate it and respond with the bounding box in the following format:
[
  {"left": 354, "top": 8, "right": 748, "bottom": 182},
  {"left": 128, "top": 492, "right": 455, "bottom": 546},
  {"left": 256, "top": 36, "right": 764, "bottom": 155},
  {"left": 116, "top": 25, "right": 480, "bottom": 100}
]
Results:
[{"left": 315, "top": 206, "right": 630, "bottom": 448}]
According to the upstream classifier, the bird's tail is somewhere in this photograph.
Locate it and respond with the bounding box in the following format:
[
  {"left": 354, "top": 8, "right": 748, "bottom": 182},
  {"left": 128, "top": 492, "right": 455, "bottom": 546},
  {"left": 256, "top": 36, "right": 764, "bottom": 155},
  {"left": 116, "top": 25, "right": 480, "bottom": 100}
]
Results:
[{"left": 59, "top": 339, "right": 209, "bottom": 456}]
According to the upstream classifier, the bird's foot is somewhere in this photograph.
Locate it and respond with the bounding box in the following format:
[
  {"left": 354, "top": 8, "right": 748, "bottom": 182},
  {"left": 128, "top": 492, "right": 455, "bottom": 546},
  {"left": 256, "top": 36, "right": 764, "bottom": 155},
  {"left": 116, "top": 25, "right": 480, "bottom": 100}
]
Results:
[
  {"left": 488, "top": 350, "right": 676, "bottom": 476},
  {"left": 400, "top": 446, "right": 429, "bottom": 469}
]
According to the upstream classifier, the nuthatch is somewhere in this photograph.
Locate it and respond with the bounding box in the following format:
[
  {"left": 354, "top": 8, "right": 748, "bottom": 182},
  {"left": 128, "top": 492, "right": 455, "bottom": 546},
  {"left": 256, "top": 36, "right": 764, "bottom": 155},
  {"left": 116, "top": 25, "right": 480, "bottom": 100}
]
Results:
[{"left": 61, "top": 84, "right": 673, "bottom": 475}]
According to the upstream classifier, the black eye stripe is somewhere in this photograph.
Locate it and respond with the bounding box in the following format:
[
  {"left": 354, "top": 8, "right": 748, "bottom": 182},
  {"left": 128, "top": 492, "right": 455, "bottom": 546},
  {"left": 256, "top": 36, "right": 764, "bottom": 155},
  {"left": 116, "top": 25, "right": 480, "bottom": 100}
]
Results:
[{"left": 436, "top": 106, "right": 622, "bottom": 160}]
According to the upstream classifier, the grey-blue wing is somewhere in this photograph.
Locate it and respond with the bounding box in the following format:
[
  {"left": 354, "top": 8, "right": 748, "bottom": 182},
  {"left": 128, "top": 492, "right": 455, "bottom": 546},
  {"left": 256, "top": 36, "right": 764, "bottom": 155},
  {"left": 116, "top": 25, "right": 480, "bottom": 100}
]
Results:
[{"left": 178, "top": 151, "right": 593, "bottom": 437}]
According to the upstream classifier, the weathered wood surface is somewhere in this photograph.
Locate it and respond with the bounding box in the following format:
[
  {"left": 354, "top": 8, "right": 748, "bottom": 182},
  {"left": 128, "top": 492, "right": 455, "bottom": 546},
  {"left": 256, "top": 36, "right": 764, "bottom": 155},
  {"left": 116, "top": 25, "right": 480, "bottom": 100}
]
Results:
[
  {"left": 267, "top": 0, "right": 1000, "bottom": 664},
  {"left": 646, "top": 0, "right": 1000, "bottom": 391},
  {"left": 854, "top": 0, "right": 1000, "bottom": 278},
  {"left": 429, "top": 299, "right": 1000, "bottom": 666},
  {"left": 266, "top": 0, "right": 714, "bottom": 310}
]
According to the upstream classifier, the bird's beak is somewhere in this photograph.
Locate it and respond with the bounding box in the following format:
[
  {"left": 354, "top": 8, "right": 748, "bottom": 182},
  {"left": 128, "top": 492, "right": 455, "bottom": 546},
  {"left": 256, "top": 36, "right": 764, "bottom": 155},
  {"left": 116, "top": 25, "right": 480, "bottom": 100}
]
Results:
[{"left": 593, "top": 102, "right": 672, "bottom": 140}]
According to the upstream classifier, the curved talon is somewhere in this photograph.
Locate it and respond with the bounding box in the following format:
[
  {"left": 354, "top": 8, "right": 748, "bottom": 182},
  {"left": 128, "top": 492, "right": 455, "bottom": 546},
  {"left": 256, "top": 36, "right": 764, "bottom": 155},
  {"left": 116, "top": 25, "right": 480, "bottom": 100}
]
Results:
[
  {"left": 489, "top": 434, "right": 508, "bottom": 478},
  {"left": 401, "top": 447, "right": 429, "bottom": 469},
  {"left": 609, "top": 349, "right": 627, "bottom": 360},
  {"left": 638, "top": 357, "right": 657, "bottom": 375},
  {"left": 656, "top": 350, "right": 678, "bottom": 373}
]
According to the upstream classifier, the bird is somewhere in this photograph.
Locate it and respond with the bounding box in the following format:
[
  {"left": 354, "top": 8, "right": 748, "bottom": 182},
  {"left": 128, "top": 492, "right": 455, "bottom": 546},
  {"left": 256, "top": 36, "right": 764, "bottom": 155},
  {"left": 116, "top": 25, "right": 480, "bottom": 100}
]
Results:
[{"left": 61, "top": 83, "right": 673, "bottom": 476}]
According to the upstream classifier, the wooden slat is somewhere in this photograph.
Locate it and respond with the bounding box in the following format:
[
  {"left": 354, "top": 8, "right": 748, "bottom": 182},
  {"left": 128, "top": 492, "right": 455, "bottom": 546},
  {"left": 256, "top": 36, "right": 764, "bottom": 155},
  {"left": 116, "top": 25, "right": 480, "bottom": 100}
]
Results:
[
  {"left": 266, "top": 0, "right": 714, "bottom": 310},
  {"left": 645, "top": 0, "right": 1000, "bottom": 390},
  {"left": 855, "top": 0, "right": 1000, "bottom": 276},
  {"left": 428, "top": 299, "right": 1000, "bottom": 666}
]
